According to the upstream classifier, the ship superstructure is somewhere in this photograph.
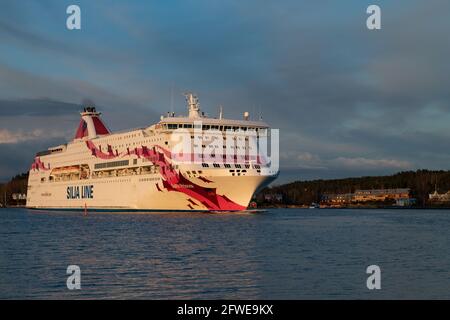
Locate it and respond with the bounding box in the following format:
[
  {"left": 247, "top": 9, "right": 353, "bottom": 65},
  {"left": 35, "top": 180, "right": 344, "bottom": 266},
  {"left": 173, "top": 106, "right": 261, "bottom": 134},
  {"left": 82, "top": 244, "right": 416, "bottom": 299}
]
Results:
[{"left": 26, "top": 93, "right": 279, "bottom": 211}]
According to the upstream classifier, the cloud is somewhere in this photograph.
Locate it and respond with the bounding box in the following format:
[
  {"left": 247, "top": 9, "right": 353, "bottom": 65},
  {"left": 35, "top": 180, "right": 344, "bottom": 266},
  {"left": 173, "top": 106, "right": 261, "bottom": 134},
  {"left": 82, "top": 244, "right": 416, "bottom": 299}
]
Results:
[
  {"left": 1, "top": 0, "right": 450, "bottom": 183},
  {"left": 286, "top": 151, "right": 412, "bottom": 171},
  {"left": 297, "top": 152, "right": 320, "bottom": 162},
  {"left": 0, "top": 63, "right": 141, "bottom": 109},
  {"left": 0, "top": 98, "right": 81, "bottom": 117},
  {"left": 0, "top": 129, "right": 66, "bottom": 144},
  {"left": 293, "top": 152, "right": 327, "bottom": 170},
  {"left": 0, "top": 137, "right": 67, "bottom": 182},
  {"left": 329, "top": 157, "right": 412, "bottom": 170},
  {"left": 0, "top": 129, "right": 39, "bottom": 144},
  {"left": 0, "top": 19, "right": 72, "bottom": 56}
]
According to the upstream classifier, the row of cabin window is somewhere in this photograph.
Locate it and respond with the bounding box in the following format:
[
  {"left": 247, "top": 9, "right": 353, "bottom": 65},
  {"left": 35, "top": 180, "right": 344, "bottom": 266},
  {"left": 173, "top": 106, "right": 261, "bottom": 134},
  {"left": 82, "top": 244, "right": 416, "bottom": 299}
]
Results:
[
  {"left": 166, "top": 123, "right": 266, "bottom": 132},
  {"left": 96, "top": 137, "right": 163, "bottom": 149},
  {"left": 195, "top": 144, "right": 252, "bottom": 149},
  {"left": 198, "top": 154, "right": 256, "bottom": 159},
  {"left": 193, "top": 136, "right": 251, "bottom": 141},
  {"left": 201, "top": 163, "right": 261, "bottom": 169},
  {"left": 95, "top": 132, "right": 142, "bottom": 143}
]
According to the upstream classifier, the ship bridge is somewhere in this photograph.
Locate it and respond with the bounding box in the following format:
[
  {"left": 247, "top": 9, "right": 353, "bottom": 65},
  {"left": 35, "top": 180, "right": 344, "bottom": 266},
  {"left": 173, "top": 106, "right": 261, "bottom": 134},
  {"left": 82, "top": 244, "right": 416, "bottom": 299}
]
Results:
[{"left": 157, "top": 93, "right": 269, "bottom": 132}]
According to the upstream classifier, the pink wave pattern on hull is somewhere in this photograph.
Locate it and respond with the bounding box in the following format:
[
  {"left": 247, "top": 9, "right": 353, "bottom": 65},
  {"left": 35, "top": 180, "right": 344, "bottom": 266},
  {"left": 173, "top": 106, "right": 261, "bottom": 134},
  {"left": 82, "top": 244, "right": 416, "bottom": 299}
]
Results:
[
  {"left": 85, "top": 141, "right": 246, "bottom": 210},
  {"left": 30, "top": 157, "right": 50, "bottom": 171},
  {"left": 85, "top": 141, "right": 118, "bottom": 159}
]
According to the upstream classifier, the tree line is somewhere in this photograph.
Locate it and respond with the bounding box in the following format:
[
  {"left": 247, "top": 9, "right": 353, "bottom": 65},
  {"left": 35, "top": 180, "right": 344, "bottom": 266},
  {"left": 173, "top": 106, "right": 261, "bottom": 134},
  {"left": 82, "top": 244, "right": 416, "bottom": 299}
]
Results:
[
  {"left": 257, "top": 170, "right": 450, "bottom": 207},
  {"left": 0, "top": 173, "right": 29, "bottom": 207}
]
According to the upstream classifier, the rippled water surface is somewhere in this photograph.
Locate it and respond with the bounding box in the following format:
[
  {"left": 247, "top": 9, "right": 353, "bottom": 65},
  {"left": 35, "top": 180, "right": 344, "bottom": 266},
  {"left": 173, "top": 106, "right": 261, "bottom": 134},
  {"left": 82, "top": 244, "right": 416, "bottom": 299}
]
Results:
[{"left": 1, "top": 208, "right": 449, "bottom": 299}]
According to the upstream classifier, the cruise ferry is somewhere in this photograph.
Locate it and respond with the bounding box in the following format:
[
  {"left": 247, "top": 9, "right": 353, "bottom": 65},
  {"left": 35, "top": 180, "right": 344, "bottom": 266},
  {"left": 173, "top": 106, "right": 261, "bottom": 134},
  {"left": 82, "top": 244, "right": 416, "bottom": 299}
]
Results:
[{"left": 26, "top": 93, "right": 279, "bottom": 212}]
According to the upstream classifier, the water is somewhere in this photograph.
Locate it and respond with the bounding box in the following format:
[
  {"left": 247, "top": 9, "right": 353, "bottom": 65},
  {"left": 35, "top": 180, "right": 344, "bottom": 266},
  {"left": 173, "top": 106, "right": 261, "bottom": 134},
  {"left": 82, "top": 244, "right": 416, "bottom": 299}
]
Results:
[{"left": 0, "top": 208, "right": 449, "bottom": 299}]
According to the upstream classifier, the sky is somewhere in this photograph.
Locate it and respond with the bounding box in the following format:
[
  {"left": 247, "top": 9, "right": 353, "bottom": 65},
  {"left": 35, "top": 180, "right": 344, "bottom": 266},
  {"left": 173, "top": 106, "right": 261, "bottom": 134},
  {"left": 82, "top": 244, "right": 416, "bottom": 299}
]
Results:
[{"left": 1, "top": 0, "right": 450, "bottom": 184}]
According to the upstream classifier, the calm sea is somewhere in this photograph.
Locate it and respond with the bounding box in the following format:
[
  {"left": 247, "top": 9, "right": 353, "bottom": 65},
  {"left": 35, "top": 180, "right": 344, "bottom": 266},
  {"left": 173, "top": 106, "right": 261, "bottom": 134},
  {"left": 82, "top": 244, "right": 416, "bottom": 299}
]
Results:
[{"left": 0, "top": 208, "right": 449, "bottom": 299}]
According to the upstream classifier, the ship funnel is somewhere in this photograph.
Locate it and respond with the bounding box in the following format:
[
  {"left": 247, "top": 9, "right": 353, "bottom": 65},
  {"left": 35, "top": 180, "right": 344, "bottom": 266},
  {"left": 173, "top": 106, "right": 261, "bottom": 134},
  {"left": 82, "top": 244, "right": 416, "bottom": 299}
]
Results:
[
  {"left": 184, "top": 92, "right": 201, "bottom": 119},
  {"left": 74, "top": 107, "right": 110, "bottom": 140}
]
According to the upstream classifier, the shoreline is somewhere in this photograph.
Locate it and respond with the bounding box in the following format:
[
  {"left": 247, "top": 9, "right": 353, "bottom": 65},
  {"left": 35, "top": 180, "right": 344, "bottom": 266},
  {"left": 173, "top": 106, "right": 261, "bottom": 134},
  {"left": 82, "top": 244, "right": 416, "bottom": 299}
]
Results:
[
  {"left": 258, "top": 204, "right": 450, "bottom": 210},
  {"left": 3, "top": 205, "right": 450, "bottom": 212}
]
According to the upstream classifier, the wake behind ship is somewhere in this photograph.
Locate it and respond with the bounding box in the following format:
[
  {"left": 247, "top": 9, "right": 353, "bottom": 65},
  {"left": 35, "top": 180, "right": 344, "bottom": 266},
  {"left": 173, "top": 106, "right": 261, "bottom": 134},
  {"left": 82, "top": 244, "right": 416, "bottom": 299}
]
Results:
[{"left": 26, "top": 93, "right": 279, "bottom": 212}]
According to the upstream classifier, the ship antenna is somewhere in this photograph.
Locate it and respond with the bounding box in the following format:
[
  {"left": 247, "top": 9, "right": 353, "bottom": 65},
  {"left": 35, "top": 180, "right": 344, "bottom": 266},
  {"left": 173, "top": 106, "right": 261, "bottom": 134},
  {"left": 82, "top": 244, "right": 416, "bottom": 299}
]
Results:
[{"left": 170, "top": 83, "right": 174, "bottom": 114}]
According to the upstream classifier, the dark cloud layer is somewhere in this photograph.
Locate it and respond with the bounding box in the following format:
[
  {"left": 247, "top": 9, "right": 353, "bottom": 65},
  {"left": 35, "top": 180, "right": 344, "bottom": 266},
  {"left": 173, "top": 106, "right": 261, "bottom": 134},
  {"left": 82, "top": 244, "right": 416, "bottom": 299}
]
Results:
[
  {"left": 0, "top": 98, "right": 81, "bottom": 116},
  {"left": 0, "top": 138, "right": 67, "bottom": 182},
  {"left": 1, "top": 0, "right": 450, "bottom": 183}
]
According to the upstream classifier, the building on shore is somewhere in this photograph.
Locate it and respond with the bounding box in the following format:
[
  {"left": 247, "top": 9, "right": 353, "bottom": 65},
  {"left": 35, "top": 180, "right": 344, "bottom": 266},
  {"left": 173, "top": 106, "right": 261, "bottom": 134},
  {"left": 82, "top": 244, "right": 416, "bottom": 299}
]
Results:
[
  {"left": 395, "top": 197, "right": 416, "bottom": 206},
  {"left": 428, "top": 190, "right": 450, "bottom": 202},
  {"left": 321, "top": 193, "right": 353, "bottom": 205},
  {"left": 264, "top": 193, "right": 283, "bottom": 202},
  {"left": 12, "top": 193, "right": 27, "bottom": 201},
  {"left": 352, "top": 188, "right": 410, "bottom": 202},
  {"left": 321, "top": 188, "right": 414, "bottom": 207}
]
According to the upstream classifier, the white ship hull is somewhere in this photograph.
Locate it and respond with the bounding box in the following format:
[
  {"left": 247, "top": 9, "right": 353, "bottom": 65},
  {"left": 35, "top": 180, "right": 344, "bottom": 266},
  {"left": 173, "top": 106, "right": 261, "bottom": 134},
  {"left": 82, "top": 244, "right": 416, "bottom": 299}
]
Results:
[{"left": 27, "top": 172, "right": 275, "bottom": 212}]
